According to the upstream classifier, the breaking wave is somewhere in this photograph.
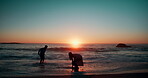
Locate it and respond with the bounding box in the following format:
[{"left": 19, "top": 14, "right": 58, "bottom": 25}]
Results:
[{"left": 0, "top": 47, "right": 148, "bottom": 52}]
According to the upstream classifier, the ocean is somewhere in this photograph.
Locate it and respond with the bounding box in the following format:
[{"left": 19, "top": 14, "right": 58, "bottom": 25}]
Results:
[{"left": 0, "top": 43, "right": 148, "bottom": 77}]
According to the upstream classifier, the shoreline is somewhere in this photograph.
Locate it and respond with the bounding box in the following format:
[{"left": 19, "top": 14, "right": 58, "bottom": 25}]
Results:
[{"left": 1, "top": 73, "right": 148, "bottom": 78}]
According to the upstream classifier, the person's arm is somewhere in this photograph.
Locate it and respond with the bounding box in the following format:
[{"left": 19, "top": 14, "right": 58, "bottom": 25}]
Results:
[
  {"left": 38, "top": 49, "right": 40, "bottom": 55},
  {"left": 71, "top": 57, "right": 74, "bottom": 68},
  {"left": 70, "top": 56, "right": 74, "bottom": 63},
  {"left": 71, "top": 57, "right": 74, "bottom": 62}
]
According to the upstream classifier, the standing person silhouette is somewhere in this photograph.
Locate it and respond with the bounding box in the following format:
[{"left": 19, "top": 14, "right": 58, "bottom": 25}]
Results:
[
  {"left": 68, "top": 52, "right": 84, "bottom": 72},
  {"left": 38, "top": 45, "right": 48, "bottom": 63}
]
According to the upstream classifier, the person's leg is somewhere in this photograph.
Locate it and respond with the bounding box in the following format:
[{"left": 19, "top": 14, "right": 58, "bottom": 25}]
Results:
[
  {"left": 74, "top": 64, "right": 79, "bottom": 72},
  {"left": 40, "top": 60, "right": 42, "bottom": 63},
  {"left": 40, "top": 55, "right": 42, "bottom": 63},
  {"left": 40, "top": 55, "right": 44, "bottom": 63},
  {"left": 75, "top": 64, "right": 79, "bottom": 69},
  {"left": 42, "top": 55, "right": 45, "bottom": 63}
]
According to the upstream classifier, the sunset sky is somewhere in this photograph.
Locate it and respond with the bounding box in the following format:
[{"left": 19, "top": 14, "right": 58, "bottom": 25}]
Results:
[{"left": 0, "top": 0, "right": 148, "bottom": 44}]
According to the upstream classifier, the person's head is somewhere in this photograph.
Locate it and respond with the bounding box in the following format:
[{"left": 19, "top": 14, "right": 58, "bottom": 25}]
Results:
[
  {"left": 69, "top": 52, "right": 73, "bottom": 60},
  {"left": 44, "top": 45, "right": 48, "bottom": 49}
]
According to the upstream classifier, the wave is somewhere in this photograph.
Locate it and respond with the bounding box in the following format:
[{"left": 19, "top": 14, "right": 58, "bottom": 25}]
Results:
[
  {"left": 0, "top": 48, "right": 38, "bottom": 51},
  {"left": 0, "top": 55, "right": 38, "bottom": 60},
  {"left": 0, "top": 47, "right": 148, "bottom": 52}
]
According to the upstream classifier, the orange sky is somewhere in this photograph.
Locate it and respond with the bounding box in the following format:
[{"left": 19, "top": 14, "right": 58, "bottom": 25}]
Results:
[{"left": 0, "top": 0, "right": 148, "bottom": 44}]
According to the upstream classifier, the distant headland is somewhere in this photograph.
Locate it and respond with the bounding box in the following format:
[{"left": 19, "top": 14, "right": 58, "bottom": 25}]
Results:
[{"left": 0, "top": 42, "right": 22, "bottom": 44}]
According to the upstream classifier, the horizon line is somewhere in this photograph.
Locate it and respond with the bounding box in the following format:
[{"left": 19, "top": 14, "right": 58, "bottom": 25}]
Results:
[{"left": 0, "top": 42, "right": 148, "bottom": 44}]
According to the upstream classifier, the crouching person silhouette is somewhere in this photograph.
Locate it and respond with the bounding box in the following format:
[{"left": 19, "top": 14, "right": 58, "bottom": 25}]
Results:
[
  {"left": 68, "top": 52, "right": 84, "bottom": 72},
  {"left": 38, "top": 45, "right": 48, "bottom": 64}
]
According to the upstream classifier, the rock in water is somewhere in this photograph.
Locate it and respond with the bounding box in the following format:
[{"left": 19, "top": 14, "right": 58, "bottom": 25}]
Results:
[{"left": 116, "top": 43, "right": 131, "bottom": 47}]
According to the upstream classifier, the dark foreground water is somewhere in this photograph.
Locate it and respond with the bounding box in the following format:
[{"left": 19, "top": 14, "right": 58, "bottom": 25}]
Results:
[{"left": 0, "top": 43, "right": 148, "bottom": 77}]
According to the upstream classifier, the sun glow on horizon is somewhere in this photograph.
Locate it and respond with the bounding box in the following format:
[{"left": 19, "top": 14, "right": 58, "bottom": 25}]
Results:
[{"left": 70, "top": 40, "right": 81, "bottom": 48}]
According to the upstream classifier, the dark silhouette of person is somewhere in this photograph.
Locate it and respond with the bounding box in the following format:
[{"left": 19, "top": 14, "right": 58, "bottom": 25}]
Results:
[
  {"left": 38, "top": 45, "right": 48, "bottom": 63},
  {"left": 68, "top": 52, "right": 84, "bottom": 72}
]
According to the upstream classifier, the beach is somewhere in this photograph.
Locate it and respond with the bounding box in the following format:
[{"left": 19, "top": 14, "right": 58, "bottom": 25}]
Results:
[
  {"left": 0, "top": 43, "right": 148, "bottom": 78},
  {"left": 1, "top": 73, "right": 148, "bottom": 78}
]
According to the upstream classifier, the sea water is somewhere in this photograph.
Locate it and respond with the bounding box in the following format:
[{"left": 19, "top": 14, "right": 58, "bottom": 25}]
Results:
[{"left": 0, "top": 43, "right": 148, "bottom": 77}]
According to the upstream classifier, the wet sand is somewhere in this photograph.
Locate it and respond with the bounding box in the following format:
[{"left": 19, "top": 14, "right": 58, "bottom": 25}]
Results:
[{"left": 1, "top": 73, "right": 148, "bottom": 78}]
